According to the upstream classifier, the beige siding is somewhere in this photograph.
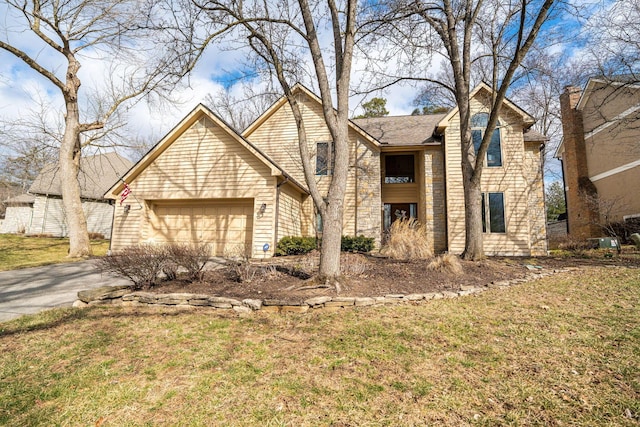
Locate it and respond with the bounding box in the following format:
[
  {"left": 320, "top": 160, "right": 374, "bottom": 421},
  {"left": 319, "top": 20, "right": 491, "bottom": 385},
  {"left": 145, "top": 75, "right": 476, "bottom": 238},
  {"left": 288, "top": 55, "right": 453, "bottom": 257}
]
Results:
[
  {"left": 110, "top": 116, "right": 280, "bottom": 257},
  {"left": 580, "top": 83, "right": 640, "bottom": 132},
  {"left": 444, "top": 93, "right": 541, "bottom": 256},
  {"left": 524, "top": 143, "right": 548, "bottom": 255},
  {"left": 581, "top": 82, "right": 640, "bottom": 224},
  {"left": 586, "top": 125, "right": 640, "bottom": 177},
  {"left": 246, "top": 93, "right": 381, "bottom": 243},
  {"left": 277, "top": 183, "right": 305, "bottom": 240},
  {"left": 355, "top": 138, "right": 381, "bottom": 244},
  {"left": 592, "top": 167, "right": 640, "bottom": 222},
  {"left": 423, "top": 147, "right": 447, "bottom": 252}
]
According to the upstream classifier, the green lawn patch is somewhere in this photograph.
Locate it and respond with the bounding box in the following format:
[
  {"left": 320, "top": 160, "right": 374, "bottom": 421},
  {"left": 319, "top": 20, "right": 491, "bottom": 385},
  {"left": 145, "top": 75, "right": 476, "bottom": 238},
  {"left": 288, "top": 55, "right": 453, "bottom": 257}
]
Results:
[
  {"left": 0, "top": 234, "right": 109, "bottom": 271},
  {"left": 1, "top": 266, "right": 639, "bottom": 425}
]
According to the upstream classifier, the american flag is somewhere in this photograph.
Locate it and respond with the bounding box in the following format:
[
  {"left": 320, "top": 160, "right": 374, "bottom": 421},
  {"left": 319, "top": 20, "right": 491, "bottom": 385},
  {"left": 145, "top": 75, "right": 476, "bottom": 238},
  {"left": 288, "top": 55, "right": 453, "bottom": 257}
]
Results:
[{"left": 120, "top": 183, "right": 131, "bottom": 205}]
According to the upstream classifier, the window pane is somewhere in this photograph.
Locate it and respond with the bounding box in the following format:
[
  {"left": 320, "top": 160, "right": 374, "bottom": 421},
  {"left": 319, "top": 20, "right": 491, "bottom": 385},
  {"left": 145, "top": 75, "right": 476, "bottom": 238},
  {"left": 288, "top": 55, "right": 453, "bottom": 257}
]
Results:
[
  {"left": 316, "top": 142, "right": 328, "bottom": 175},
  {"left": 487, "top": 129, "right": 502, "bottom": 167},
  {"left": 383, "top": 204, "right": 392, "bottom": 230},
  {"left": 472, "top": 130, "right": 482, "bottom": 156},
  {"left": 409, "top": 203, "right": 417, "bottom": 219},
  {"left": 385, "top": 155, "right": 414, "bottom": 183},
  {"left": 489, "top": 193, "right": 505, "bottom": 233},
  {"left": 481, "top": 193, "right": 486, "bottom": 233},
  {"left": 471, "top": 113, "right": 489, "bottom": 128}
]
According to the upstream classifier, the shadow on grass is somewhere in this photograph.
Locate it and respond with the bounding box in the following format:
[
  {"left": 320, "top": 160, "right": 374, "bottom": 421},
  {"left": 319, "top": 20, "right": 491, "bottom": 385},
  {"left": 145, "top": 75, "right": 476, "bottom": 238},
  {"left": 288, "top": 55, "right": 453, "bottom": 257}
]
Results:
[{"left": 0, "top": 305, "right": 204, "bottom": 338}]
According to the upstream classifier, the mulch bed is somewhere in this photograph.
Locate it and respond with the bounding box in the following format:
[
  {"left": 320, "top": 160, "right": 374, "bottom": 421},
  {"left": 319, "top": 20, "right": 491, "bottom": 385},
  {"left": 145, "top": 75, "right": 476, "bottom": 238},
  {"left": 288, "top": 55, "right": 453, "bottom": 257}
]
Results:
[{"left": 142, "top": 251, "right": 640, "bottom": 303}]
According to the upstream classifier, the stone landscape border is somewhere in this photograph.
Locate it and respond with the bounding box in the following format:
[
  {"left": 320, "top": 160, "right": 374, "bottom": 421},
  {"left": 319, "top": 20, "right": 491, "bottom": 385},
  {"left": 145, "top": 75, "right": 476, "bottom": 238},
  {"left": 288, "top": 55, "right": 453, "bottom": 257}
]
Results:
[{"left": 74, "top": 267, "right": 573, "bottom": 315}]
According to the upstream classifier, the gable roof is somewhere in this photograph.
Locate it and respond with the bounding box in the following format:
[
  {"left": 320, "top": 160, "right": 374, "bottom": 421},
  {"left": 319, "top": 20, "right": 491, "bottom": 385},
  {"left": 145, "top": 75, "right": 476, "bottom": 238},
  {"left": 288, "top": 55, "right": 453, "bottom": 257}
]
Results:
[
  {"left": 242, "top": 83, "right": 381, "bottom": 148},
  {"left": 576, "top": 77, "right": 640, "bottom": 111},
  {"left": 352, "top": 114, "right": 447, "bottom": 146},
  {"left": 436, "top": 82, "right": 536, "bottom": 133},
  {"left": 105, "top": 104, "right": 308, "bottom": 198},
  {"left": 29, "top": 152, "right": 133, "bottom": 200}
]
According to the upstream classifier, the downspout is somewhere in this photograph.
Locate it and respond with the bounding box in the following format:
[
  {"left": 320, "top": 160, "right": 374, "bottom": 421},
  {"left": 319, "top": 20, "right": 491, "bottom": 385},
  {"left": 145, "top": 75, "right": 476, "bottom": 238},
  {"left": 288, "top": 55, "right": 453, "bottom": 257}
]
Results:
[{"left": 273, "top": 177, "right": 289, "bottom": 255}]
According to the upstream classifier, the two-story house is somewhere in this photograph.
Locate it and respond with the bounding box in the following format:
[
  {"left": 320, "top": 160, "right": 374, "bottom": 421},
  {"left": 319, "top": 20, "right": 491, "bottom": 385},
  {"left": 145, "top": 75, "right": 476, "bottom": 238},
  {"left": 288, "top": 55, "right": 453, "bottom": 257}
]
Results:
[{"left": 105, "top": 83, "right": 547, "bottom": 257}]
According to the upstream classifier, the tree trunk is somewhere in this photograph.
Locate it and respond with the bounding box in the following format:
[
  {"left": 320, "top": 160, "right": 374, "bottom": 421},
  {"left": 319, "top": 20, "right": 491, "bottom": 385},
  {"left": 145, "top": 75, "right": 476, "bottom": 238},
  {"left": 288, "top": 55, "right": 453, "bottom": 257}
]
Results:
[
  {"left": 61, "top": 59, "right": 91, "bottom": 258},
  {"left": 462, "top": 176, "right": 484, "bottom": 260},
  {"left": 458, "top": 96, "right": 485, "bottom": 261},
  {"left": 318, "top": 197, "right": 343, "bottom": 284}
]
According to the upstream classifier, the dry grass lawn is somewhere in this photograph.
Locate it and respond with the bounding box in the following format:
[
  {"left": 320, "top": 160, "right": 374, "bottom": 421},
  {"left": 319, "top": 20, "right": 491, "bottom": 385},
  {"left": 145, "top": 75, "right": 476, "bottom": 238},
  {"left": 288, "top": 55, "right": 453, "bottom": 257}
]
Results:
[
  {"left": 0, "top": 234, "right": 109, "bottom": 271},
  {"left": 1, "top": 266, "right": 639, "bottom": 426}
]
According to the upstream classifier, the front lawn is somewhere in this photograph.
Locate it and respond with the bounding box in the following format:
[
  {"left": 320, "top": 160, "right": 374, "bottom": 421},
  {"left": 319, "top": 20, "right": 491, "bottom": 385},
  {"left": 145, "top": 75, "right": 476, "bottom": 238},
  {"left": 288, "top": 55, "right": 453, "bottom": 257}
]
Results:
[
  {"left": 1, "top": 266, "right": 638, "bottom": 425},
  {"left": 0, "top": 234, "right": 109, "bottom": 271}
]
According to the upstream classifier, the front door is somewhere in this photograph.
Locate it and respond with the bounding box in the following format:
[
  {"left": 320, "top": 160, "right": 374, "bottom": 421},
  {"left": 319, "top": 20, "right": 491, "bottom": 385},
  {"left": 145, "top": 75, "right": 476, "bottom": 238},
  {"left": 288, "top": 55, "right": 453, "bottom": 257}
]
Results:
[{"left": 383, "top": 203, "right": 418, "bottom": 230}]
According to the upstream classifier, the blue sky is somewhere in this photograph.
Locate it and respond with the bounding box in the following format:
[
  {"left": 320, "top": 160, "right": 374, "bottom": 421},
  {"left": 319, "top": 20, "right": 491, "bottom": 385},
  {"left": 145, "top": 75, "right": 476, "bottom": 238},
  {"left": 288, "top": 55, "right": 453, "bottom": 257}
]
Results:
[{"left": 0, "top": 0, "right": 623, "bottom": 184}]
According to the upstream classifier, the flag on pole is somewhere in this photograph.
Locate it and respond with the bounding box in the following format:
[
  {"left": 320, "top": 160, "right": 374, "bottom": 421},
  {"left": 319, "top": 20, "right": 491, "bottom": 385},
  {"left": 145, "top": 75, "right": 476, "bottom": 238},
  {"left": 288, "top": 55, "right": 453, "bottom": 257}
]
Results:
[{"left": 120, "top": 182, "right": 131, "bottom": 205}]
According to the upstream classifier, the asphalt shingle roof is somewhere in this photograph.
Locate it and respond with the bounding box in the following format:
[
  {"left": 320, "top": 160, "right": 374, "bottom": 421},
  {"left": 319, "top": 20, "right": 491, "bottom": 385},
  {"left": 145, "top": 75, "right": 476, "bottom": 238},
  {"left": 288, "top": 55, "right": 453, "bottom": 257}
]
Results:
[
  {"left": 29, "top": 152, "right": 133, "bottom": 200},
  {"left": 352, "top": 114, "right": 447, "bottom": 146}
]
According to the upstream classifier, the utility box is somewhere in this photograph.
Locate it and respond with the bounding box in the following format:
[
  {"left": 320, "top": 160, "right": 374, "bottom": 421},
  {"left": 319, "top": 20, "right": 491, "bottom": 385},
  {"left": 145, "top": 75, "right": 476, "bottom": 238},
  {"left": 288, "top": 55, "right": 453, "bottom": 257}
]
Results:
[
  {"left": 587, "top": 237, "right": 618, "bottom": 249},
  {"left": 599, "top": 237, "right": 618, "bottom": 249}
]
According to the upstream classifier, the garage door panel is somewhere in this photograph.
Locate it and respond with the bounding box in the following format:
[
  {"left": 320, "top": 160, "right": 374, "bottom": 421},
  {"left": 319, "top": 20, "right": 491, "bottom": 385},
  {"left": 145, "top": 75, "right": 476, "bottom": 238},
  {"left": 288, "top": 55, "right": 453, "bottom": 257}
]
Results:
[{"left": 149, "top": 199, "right": 253, "bottom": 256}]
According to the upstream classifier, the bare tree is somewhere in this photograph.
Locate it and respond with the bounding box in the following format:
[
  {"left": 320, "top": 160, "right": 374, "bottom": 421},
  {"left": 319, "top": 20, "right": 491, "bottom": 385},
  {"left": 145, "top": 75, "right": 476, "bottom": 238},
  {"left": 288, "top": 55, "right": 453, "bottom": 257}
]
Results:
[
  {"left": 0, "top": 0, "right": 188, "bottom": 257},
  {"left": 203, "top": 82, "right": 280, "bottom": 133},
  {"left": 510, "top": 50, "right": 589, "bottom": 180},
  {"left": 584, "top": 0, "right": 640, "bottom": 83},
  {"left": 189, "top": 0, "right": 358, "bottom": 286},
  {"left": 362, "top": 0, "right": 557, "bottom": 260}
]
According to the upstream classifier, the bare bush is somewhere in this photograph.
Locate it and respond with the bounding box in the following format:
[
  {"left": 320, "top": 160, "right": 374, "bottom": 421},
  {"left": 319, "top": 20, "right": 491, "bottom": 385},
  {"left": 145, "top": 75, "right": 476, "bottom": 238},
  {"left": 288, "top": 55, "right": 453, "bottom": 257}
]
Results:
[
  {"left": 381, "top": 219, "right": 433, "bottom": 260},
  {"left": 427, "top": 254, "right": 463, "bottom": 275},
  {"left": 556, "top": 235, "right": 594, "bottom": 253},
  {"left": 165, "top": 242, "right": 211, "bottom": 281},
  {"left": 224, "top": 244, "right": 258, "bottom": 283},
  {"left": 97, "top": 244, "right": 168, "bottom": 290}
]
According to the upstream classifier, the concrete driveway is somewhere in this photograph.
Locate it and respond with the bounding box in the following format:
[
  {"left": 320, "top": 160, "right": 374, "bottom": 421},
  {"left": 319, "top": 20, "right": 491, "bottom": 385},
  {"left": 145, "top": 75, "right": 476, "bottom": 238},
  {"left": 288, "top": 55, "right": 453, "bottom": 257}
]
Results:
[{"left": 0, "top": 260, "right": 131, "bottom": 322}]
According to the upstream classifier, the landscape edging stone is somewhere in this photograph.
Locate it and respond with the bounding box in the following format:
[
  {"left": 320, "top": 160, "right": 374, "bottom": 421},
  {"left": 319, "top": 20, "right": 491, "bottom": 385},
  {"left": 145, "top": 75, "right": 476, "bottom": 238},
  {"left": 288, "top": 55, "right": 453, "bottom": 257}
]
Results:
[{"left": 74, "top": 268, "right": 571, "bottom": 313}]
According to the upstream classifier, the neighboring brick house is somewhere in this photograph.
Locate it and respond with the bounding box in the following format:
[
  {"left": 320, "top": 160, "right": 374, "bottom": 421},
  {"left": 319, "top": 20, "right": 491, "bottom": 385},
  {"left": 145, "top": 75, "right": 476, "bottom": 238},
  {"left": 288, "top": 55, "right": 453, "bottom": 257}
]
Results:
[
  {"left": 556, "top": 78, "right": 640, "bottom": 239},
  {"left": 1, "top": 153, "right": 132, "bottom": 238},
  {"left": 106, "top": 83, "right": 548, "bottom": 257}
]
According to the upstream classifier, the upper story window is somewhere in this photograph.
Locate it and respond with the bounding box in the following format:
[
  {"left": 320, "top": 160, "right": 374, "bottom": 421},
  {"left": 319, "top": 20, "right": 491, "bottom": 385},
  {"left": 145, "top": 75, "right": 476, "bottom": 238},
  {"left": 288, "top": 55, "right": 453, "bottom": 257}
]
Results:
[
  {"left": 471, "top": 113, "right": 502, "bottom": 167},
  {"left": 316, "top": 142, "right": 335, "bottom": 175},
  {"left": 384, "top": 154, "right": 415, "bottom": 183}
]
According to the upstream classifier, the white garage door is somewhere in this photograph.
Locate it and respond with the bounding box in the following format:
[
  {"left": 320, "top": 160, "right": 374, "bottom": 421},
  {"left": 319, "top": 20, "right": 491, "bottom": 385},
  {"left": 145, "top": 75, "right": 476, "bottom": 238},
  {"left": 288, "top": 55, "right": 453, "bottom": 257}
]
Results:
[{"left": 149, "top": 199, "right": 254, "bottom": 256}]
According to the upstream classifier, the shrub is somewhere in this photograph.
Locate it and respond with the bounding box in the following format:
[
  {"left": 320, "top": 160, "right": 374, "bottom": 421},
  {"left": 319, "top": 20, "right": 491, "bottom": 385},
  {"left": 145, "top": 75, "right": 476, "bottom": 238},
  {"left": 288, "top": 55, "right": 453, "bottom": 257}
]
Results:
[
  {"left": 341, "top": 235, "right": 374, "bottom": 253},
  {"left": 165, "top": 242, "right": 211, "bottom": 281},
  {"left": 97, "top": 244, "right": 168, "bottom": 290},
  {"left": 88, "top": 232, "right": 105, "bottom": 240},
  {"left": 427, "top": 253, "right": 463, "bottom": 275},
  {"left": 98, "top": 242, "right": 213, "bottom": 288},
  {"left": 275, "top": 236, "right": 317, "bottom": 256},
  {"left": 380, "top": 219, "right": 433, "bottom": 260}
]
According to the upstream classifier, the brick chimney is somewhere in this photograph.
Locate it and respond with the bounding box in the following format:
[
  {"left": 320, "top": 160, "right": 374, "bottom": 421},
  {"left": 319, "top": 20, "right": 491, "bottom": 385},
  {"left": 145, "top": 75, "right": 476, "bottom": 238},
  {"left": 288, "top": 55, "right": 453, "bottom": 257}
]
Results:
[{"left": 559, "top": 86, "right": 600, "bottom": 239}]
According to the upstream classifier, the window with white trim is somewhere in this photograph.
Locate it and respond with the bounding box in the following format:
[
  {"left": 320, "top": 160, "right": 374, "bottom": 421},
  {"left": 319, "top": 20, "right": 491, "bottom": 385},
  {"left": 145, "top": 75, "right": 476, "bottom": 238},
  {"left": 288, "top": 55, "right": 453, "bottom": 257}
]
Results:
[{"left": 471, "top": 113, "right": 502, "bottom": 167}]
